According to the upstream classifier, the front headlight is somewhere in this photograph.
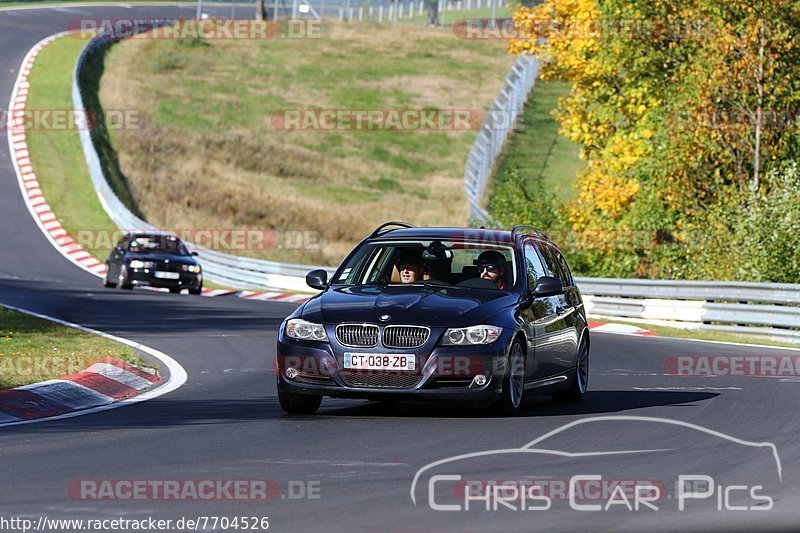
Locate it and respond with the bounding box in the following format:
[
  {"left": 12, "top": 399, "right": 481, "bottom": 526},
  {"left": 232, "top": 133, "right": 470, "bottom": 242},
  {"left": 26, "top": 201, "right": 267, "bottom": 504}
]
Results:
[
  {"left": 442, "top": 325, "right": 503, "bottom": 345},
  {"left": 129, "top": 260, "right": 155, "bottom": 269},
  {"left": 182, "top": 264, "right": 201, "bottom": 273},
  {"left": 285, "top": 319, "right": 328, "bottom": 342}
]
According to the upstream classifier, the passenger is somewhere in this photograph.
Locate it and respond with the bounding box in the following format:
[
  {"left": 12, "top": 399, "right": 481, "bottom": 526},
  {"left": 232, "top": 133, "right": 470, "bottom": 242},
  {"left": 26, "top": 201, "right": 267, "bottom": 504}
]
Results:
[
  {"left": 475, "top": 250, "right": 507, "bottom": 290},
  {"left": 395, "top": 249, "right": 424, "bottom": 284}
]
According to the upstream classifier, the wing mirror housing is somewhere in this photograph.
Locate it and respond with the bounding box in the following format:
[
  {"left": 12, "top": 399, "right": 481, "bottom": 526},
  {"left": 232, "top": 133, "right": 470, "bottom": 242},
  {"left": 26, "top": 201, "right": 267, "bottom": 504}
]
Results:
[
  {"left": 532, "top": 276, "right": 563, "bottom": 297},
  {"left": 306, "top": 269, "right": 328, "bottom": 291}
]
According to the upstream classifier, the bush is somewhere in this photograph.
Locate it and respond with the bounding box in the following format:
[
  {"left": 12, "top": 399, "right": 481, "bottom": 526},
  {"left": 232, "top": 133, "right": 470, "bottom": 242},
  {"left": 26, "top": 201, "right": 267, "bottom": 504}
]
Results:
[{"left": 681, "top": 164, "right": 800, "bottom": 282}]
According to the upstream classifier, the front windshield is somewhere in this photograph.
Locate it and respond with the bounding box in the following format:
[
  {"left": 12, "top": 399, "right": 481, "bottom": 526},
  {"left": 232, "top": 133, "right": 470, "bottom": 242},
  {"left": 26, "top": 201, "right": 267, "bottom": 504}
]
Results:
[
  {"left": 333, "top": 240, "right": 517, "bottom": 291},
  {"left": 129, "top": 235, "right": 189, "bottom": 255}
]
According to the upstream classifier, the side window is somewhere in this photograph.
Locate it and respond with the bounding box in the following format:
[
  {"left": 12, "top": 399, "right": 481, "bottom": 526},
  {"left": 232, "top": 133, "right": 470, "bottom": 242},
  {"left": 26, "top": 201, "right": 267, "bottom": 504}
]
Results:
[
  {"left": 523, "top": 242, "right": 546, "bottom": 289},
  {"left": 536, "top": 242, "right": 562, "bottom": 280},
  {"left": 116, "top": 235, "right": 129, "bottom": 250},
  {"left": 553, "top": 248, "right": 575, "bottom": 287}
]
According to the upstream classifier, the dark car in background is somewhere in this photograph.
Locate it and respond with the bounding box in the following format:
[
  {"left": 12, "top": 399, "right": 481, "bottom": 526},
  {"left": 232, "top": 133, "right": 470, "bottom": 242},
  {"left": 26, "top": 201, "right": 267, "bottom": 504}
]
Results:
[
  {"left": 103, "top": 232, "right": 203, "bottom": 294},
  {"left": 276, "top": 222, "right": 589, "bottom": 416}
]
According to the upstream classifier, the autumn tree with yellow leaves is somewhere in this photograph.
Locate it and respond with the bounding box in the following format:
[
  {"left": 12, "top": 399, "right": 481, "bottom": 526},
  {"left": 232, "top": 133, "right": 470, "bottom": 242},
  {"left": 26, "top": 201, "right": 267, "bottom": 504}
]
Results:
[{"left": 502, "top": 0, "right": 800, "bottom": 280}]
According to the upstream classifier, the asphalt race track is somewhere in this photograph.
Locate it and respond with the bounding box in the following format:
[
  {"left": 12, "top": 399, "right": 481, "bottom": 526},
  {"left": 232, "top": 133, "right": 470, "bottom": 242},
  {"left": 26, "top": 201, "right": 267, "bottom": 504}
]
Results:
[{"left": 1, "top": 6, "right": 800, "bottom": 532}]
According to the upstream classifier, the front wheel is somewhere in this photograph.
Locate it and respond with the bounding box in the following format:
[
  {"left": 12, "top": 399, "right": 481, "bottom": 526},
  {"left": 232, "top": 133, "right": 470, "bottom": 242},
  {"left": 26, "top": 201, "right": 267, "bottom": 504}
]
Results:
[
  {"left": 490, "top": 339, "right": 526, "bottom": 416},
  {"left": 118, "top": 266, "right": 133, "bottom": 290},
  {"left": 103, "top": 265, "right": 116, "bottom": 288},
  {"left": 278, "top": 383, "right": 322, "bottom": 415},
  {"left": 553, "top": 337, "right": 589, "bottom": 403}
]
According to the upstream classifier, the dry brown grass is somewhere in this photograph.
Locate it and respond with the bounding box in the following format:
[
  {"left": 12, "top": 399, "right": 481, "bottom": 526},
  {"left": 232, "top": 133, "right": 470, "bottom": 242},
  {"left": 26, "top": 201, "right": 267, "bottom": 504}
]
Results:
[{"left": 100, "top": 21, "right": 512, "bottom": 265}]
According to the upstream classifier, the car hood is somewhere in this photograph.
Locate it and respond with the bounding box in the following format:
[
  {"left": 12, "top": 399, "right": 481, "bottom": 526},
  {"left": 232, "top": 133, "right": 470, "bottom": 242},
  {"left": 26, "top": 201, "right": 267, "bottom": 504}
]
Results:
[
  {"left": 126, "top": 252, "right": 197, "bottom": 265},
  {"left": 301, "top": 285, "right": 518, "bottom": 328}
]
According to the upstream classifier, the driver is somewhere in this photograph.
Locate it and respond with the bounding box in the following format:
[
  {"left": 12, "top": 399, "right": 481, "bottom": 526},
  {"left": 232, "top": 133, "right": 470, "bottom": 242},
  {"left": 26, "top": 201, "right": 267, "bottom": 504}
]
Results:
[
  {"left": 475, "top": 250, "right": 507, "bottom": 290},
  {"left": 395, "top": 248, "right": 424, "bottom": 284}
]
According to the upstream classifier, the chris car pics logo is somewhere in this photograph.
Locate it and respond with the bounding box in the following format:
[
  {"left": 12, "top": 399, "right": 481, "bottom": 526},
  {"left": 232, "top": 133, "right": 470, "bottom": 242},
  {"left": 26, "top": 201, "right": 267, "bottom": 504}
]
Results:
[{"left": 411, "top": 416, "right": 781, "bottom": 513}]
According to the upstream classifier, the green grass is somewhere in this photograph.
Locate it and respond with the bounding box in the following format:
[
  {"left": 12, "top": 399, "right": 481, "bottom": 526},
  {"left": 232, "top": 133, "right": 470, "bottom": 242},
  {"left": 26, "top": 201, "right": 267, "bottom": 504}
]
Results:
[
  {"left": 604, "top": 319, "right": 800, "bottom": 350},
  {"left": 97, "top": 20, "right": 513, "bottom": 265},
  {"left": 492, "top": 79, "right": 583, "bottom": 203},
  {"left": 0, "top": 307, "right": 143, "bottom": 389},
  {"left": 25, "top": 35, "right": 120, "bottom": 262}
]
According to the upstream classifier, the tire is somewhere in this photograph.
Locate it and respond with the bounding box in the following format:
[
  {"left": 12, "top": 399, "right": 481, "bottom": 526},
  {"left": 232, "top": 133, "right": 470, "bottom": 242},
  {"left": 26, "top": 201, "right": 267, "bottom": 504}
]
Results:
[
  {"left": 553, "top": 336, "right": 589, "bottom": 403},
  {"left": 278, "top": 383, "right": 322, "bottom": 415},
  {"left": 188, "top": 283, "right": 203, "bottom": 296},
  {"left": 169, "top": 288, "right": 182, "bottom": 294},
  {"left": 103, "top": 265, "right": 116, "bottom": 288},
  {"left": 490, "top": 339, "right": 526, "bottom": 416},
  {"left": 118, "top": 266, "right": 133, "bottom": 290}
]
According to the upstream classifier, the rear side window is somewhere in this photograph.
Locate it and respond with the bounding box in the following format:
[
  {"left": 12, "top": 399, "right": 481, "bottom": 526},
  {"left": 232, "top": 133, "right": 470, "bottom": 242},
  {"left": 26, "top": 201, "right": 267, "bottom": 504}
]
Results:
[
  {"left": 536, "top": 242, "right": 562, "bottom": 280},
  {"left": 553, "top": 248, "right": 575, "bottom": 287},
  {"left": 523, "top": 242, "right": 546, "bottom": 289}
]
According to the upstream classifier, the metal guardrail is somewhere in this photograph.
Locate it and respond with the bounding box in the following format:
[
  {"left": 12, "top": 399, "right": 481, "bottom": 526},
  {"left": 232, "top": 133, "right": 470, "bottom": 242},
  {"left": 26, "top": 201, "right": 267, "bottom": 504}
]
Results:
[
  {"left": 464, "top": 54, "right": 539, "bottom": 225},
  {"left": 579, "top": 278, "right": 800, "bottom": 340},
  {"left": 576, "top": 278, "right": 800, "bottom": 306}
]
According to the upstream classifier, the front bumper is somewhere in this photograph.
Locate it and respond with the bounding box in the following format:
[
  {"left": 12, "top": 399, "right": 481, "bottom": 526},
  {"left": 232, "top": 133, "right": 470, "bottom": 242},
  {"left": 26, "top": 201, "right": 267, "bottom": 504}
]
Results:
[
  {"left": 276, "top": 331, "right": 513, "bottom": 402},
  {"left": 128, "top": 268, "right": 202, "bottom": 290}
]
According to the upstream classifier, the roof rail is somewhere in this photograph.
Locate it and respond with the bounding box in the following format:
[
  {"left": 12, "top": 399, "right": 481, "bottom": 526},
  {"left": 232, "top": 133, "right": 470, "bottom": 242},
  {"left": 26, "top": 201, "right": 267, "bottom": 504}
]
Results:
[
  {"left": 369, "top": 221, "right": 416, "bottom": 238},
  {"left": 511, "top": 225, "right": 551, "bottom": 241}
]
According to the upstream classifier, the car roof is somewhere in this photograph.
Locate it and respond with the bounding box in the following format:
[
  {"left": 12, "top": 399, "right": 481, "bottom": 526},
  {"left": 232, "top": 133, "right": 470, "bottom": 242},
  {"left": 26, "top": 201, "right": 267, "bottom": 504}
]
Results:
[
  {"left": 128, "top": 231, "right": 180, "bottom": 239},
  {"left": 368, "top": 227, "right": 515, "bottom": 241}
]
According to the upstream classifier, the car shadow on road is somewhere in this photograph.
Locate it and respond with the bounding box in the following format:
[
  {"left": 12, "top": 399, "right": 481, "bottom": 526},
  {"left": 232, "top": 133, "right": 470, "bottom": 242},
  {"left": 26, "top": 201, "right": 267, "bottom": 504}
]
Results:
[
  {"left": 316, "top": 390, "right": 719, "bottom": 419},
  {"left": 0, "top": 390, "right": 719, "bottom": 434}
]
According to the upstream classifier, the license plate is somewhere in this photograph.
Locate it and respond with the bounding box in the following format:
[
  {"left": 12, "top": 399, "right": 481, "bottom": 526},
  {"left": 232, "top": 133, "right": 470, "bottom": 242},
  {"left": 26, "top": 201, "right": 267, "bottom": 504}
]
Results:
[
  {"left": 343, "top": 353, "right": 415, "bottom": 371},
  {"left": 154, "top": 271, "right": 180, "bottom": 280}
]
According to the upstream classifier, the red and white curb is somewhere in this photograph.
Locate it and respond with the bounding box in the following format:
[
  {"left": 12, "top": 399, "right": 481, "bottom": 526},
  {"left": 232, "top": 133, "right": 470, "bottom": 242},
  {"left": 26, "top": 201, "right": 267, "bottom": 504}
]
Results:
[
  {"left": 7, "top": 33, "right": 313, "bottom": 305},
  {"left": 6, "top": 32, "right": 107, "bottom": 276},
  {"left": 589, "top": 321, "right": 655, "bottom": 336},
  {"left": 0, "top": 357, "right": 159, "bottom": 424},
  {"left": 202, "top": 289, "right": 311, "bottom": 303},
  {"left": 0, "top": 302, "right": 187, "bottom": 428}
]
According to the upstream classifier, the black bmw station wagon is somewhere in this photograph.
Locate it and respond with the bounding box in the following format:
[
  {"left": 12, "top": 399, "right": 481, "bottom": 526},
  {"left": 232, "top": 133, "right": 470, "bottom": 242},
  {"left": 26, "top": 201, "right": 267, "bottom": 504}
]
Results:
[{"left": 276, "top": 223, "right": 589, "bottom": 415}]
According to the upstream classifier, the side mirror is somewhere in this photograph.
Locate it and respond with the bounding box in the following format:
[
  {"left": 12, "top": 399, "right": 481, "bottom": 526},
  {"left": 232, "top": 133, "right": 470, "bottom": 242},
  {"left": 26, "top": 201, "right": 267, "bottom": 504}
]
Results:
[
  {"left": 191, "top": 252, "right": 199, "bottom": 257},
  {"left": 306, "top": 269, "right": 328, "bottom": 291},
  {"left": 532, "top": 276, "right": 563, "bottom": 297}
]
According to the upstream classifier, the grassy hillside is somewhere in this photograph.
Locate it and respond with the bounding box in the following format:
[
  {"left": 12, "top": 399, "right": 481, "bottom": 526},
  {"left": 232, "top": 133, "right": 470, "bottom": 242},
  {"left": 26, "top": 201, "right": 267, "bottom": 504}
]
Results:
[{"left": 99, "top": 20, "right": 513, "bottom": 265}]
